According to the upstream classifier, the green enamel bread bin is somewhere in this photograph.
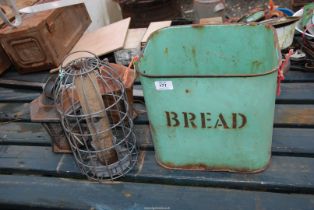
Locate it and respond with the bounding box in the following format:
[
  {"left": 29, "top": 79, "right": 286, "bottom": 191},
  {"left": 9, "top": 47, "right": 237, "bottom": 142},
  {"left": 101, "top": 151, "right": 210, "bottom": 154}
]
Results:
[{"left": 137, "top": 24, "right": 281, "bottom": 172}]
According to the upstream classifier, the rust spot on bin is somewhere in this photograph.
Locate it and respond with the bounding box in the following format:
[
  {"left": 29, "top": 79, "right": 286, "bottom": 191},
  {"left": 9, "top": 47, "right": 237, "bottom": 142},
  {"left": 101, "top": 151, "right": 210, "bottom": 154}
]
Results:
[
  {"left": 192, "top": 24, "right": 205, "bottom": 29},
  {"left": 192, "top": 48, "right": 196, "bottom": 57},
  {"left": 149, "top": 30, "right": 160, "bottom": 40},
  {"left": 164, "top": 47, "right": 168, "bottom": 55},
  {"left": 157, "top": 159, "right": 271, "bottom": 173},
  {"left": 252, "top": 60, "right": 262, "bottom": 70},
  {"left": 191, "top": 47, "right": 198, "bottom": 67}
]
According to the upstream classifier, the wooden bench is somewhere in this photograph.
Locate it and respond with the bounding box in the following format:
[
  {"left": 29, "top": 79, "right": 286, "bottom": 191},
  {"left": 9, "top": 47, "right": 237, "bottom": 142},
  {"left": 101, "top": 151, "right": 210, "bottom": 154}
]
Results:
[{"left": 0, "top": 67, "right": 314, "bottom": 210}]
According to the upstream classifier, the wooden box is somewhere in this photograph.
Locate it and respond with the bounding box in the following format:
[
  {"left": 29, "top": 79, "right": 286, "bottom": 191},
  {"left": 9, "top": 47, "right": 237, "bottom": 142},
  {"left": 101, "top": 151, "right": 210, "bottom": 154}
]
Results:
[
  {"left": 0, "top": 45, "right": 11, "bottom": 75},
  {"left": 0, "top": 3, "right": 91, "bottom": 74}
]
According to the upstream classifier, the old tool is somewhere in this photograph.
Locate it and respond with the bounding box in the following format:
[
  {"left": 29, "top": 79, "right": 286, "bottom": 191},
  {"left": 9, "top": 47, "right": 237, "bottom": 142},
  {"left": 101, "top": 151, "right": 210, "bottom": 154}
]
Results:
[{"left": 73, "top": 62, "right": 118, "bottom": 165}]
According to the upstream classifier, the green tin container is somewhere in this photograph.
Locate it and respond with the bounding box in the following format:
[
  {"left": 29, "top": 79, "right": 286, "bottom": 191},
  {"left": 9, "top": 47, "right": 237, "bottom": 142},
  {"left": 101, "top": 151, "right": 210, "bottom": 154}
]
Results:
[{"left": 137, "top": 24, "right": 281, "bottom": 172}]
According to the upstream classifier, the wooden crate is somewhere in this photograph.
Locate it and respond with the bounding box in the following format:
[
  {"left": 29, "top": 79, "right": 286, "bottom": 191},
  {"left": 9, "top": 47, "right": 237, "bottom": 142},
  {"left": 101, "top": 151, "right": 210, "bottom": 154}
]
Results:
[
  {"left": 0, "top": 3, "right": 91, "bottom": 74},
  {"left": 0, "top": 45, "right": 11, "bottom": 75}
]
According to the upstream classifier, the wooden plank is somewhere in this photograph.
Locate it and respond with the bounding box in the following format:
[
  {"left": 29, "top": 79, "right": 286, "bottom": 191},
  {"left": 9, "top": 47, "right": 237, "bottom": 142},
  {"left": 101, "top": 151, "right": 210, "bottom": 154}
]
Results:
[
  {"left": 0, "top": 145, "right": 61, "bottom": 175},
  {"left": 0, "top": 65, "right": 312, "bottom": 85},
  {"left": 135, "top": 83, "right": 314, "bottom": 104},
  {"left": 0, "top": 85, "right": 142, "bottom": 102},
  {"left": 70, "top": 18, "right": 131, "bottom": 59},
  {"left": 277, "top": 83, "right": 314, "bottom": 104},
  {"left": 0, "top": 67, "right": 50, "bottom": 83},
  {"left": 284, "top": 70, "right": 314, "bottom": 82},
  {"left": 1, "top": 103, "right": 314, "bottom": 128},
  {"left": 1, "top": 122, "right": 314, "bottom": 156},
  {"left": 1, "top": 175, "right": 314, "bottom": 210},
  {"left": 0, "top": 122, "right": 50, "bottom": 146},
  {"left": 127, "top": 151, "right": 314, "bottom": 193},
  {"left": 0, "top": 79, "right": 44, "bottom": 90},
  {"left": 0, "top": 87, "right": 40, "bottom": 102},
  {"left": 199, "top": 17, "right": 223, "bottom": 24},
  {"left": 1, "top": 146, "right": 314, "bottom": 193},
  {"left": 0, "top": 123, "right": 152, "bottom": 149},
  {"left": 138, "top": 101, "right": 311, "bottom": 129},
  {"left": 275, "top": 105, "right": 314, "bottom": 128},
  {"left": 0, "top": 103, "right": 31, "bottom": 122},
  {"left": 1, "top": 82, "right": 314, "bottom": 103},
  {"left": 141, "top": 21, "right": 172, "bottom": 44},
  {"left": 272, "top": 128, "right": 314, "bottom": 156},
  {"left": 123, "top": 28, "right": 147, "bottom": 49}
]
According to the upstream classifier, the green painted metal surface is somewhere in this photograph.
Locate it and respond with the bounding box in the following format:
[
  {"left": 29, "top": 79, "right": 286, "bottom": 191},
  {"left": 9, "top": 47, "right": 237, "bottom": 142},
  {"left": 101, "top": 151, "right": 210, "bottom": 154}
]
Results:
[{"left": 137, "top": 25, "right": 281, "bottom": 172}]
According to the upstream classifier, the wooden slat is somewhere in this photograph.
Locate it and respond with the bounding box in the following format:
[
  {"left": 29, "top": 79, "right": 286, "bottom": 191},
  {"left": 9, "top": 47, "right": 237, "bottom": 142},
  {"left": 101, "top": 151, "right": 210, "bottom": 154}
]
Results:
[
  {"left": 0, "top": 103, "right": 31, "bottom": 122},
  {"left": 1, "top": 175, "right": 314, "bottom": 210},
  {"left": 0, "top": 145, "right": 61, "bottom": 175},
  {"left": 1, "top": 66, "right": 312, "bottom": 86},
  {"left": 1, "top": 146, "right": 314, "bottom": 193},
  {"left": 123, "top": 28, "right": 147, "bottom": 49},
  {"left": 1, "top": 102, "right": 148, "bottom": 123},
  {"left": 0, "top": 82, "right": 314, "bottom": 103},
  {"left": 0, "top": 67, "right": 50, "bottom": 83},
  {"left": 0, "top": 87, "right": 40, "bottom": 102},
  {"left": 0, "top": 122, "right": 152, "bottom": 149},
  {"left": 125, "top": 104, "right": 314, "bottom": 128},
  {"left": 272, "top": 128, "right": 314, "bottom": 156},
  {"left": 0, "top": 122, "right": 50, "bottom": 146},
  {"left": 1, "top": 102, "right": 314, "bottom": 128},
  {"left": 285, "top": 70, "right": 314, "bottom": 82},
  {"left": 277, "top": 83, "right": 314, "bottom": 104},
  {"left": 275, "top": 105, "right": 314, "bottom": 128},
  {"left": 125, "top": 151, "right": 314, "bottom": 193},
  {"left": 1, "top": 122, "right": 314, "bottom": 157},
  {"left": 0, "top": 85, "right": 142, "bottom": 102},
  {"left": 0, "top": 79, "right": 44, "bottom": 90},
  {"left": 70, "top": 18, "right": 131, "bottom": 59},
  {"left": 141, "top": 21, "right": 172, "bottom": 44}
]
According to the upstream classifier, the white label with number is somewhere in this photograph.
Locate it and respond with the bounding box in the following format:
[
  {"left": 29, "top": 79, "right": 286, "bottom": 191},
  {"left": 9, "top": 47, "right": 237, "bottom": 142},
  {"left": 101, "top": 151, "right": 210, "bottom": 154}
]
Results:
[{"left": 155, "top": 81, "right": 173, "bottom": 91}]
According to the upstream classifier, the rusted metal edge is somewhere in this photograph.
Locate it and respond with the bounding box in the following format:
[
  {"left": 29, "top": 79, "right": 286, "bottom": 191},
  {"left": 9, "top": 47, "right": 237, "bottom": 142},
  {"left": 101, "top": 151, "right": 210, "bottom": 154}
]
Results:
[
  {"left": 154, "top": 153, "right": 272, "bottom": 173},
  {"left": 137, "top": 68, "right": 278, "bottom": 79},
  {"left": 140, "top": 24, "right": 281, "bottom": 79},
  {"left": 143, "top": 23, "right": 248, "bottom": 46}
]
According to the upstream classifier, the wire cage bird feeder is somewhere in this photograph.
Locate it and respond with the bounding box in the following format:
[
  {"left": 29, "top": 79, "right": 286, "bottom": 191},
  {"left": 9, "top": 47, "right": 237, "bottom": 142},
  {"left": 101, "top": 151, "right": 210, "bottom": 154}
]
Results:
[{"left": 54, "top": 51, "right": 138, "bottom": 181}]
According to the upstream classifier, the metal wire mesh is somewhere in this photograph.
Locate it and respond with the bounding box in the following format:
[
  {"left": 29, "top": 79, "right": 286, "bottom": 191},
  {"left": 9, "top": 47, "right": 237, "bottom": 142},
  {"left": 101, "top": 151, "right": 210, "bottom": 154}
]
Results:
[{"left": 54, "top": 51, "right": 138, "bottom": 181}]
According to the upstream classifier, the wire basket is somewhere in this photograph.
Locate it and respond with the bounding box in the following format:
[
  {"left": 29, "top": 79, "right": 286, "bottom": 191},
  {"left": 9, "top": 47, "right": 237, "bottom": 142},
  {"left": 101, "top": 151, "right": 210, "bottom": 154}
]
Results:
[{"left": 54, "top": 51, "right": 138, "bottom": 181}]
